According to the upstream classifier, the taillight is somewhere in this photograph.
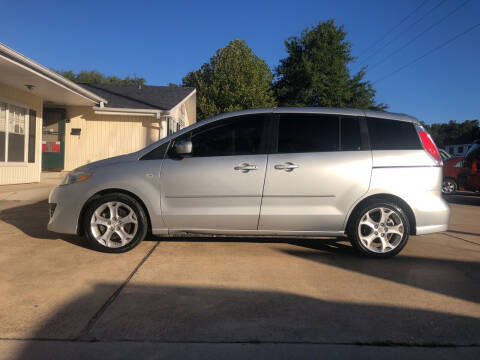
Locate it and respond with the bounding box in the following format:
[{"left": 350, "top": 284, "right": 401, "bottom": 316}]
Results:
[{"left": 418, "top": 130, "right": 442, "bottom": 164}]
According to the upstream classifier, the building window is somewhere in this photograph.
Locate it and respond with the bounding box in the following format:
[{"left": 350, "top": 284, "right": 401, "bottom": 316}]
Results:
[
  {"left": 0, "top": 101, "right": 31, "bottom": 164},
  {"left": 167, "top": 117, "right": 177, "bottom": 136}
]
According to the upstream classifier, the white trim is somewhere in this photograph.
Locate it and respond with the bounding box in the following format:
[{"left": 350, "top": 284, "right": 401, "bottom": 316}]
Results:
[
  {"left": 0, "top": 42, "right": 107, "bottom": 104},
  {"left": 94, "top": 111, "right": 157, "bottom": 117},
  {"left": 93, "top": 106, "right": 170, "bottom": 119}
]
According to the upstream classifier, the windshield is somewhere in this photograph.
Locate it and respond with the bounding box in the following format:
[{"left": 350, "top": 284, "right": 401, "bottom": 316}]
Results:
[{"left": 464, "top": 143, "right": 480, "bottom": 165}]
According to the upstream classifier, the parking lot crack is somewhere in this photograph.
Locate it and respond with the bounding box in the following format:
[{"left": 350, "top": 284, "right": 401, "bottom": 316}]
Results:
[
  {"left": 76, "top": 241, "right": 160, "bottom": 341},
  {"left": 443, "top": 232, "right": 480, "bottom": 246}
]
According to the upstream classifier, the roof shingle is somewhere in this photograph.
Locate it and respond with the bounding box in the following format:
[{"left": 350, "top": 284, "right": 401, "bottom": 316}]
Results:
[{"left": 79, "top": 83, "right": 195, "bottom": 110}]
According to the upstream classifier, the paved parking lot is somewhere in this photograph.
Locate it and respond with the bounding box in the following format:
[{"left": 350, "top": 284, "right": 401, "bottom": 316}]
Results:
[{"left": 0, "top": 184, "right": 479, "bottom": 359}]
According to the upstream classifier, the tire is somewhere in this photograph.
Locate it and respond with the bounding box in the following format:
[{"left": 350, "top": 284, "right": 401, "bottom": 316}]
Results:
[
  {"left": 83, "top": 193, "right": 148, "bottom": 253},
  {"left": 348, "top": 200, "right": 410, "bottom": 258},
  {"left": 442, "top": 178, "right": 457, "bottom": 194}
]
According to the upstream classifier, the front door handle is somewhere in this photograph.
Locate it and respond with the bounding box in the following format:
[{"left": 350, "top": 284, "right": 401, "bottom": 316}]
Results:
[
  {"left": 274, "top": 162, "right": 299, "bottom": 172},
  {"left": 234, "top": 163, "right": 258, "bottom": 172}
]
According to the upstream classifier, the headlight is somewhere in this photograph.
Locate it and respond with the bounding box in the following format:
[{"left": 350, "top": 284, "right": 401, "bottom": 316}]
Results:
[{"left": 60, "top": 170, "right": 93, "bottom": 185}]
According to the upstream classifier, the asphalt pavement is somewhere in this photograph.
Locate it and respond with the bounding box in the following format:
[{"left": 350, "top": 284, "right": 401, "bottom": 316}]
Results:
[{"left": 0, "top": 183, "right": 479, "bottom": 359}]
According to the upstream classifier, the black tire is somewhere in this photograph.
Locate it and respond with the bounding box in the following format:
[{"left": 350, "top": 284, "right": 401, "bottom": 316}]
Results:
[
  {"left": 83, "top": 193, "right": 148, "bottom": 253},
  {"left": 442, "top": 178, "right": 457, "bottom": 194},
  {"left": 347, "top": 200, "right": 410, "bottom": 258}
]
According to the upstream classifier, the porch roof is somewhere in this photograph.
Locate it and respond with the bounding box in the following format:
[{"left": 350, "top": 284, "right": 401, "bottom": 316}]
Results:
[{"left": 0, "top": 42, "right": 107, "bottom": 106}]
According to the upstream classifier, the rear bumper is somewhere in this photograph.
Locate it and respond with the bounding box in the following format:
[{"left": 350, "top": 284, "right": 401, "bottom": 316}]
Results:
[{"left": 408, "top": 191, "right": 450, "bottom": 235}]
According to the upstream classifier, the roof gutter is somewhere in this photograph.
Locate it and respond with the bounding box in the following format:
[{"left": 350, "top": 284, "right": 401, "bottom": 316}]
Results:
[
  {"left": 0, "top": 42, "right": 108, "bottom": 104},
  {"left": 93, "top": 106, "right": 170, "bottom": 120}
]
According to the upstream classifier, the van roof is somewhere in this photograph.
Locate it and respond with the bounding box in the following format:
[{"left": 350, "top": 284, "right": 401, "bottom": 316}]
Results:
[{"left": 209, "top": 107, "right": 419, "bottom": 124}]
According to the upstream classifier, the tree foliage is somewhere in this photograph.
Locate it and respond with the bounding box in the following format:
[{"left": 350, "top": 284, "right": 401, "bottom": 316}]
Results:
[
  {"left": 424, "top": 120, "right": 480, "bottom": 148},
  {"left": 182, "top": 40, "right": 276, "bottom": 120},
  {"left": 274, "top": 19, "right": 386, "bottom": 111},
  {"left": 56, "top": 70, "right": 145, "bottom": 86}
]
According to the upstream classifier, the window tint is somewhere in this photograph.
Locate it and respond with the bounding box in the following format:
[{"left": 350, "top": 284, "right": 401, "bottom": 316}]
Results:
[
  {"left": 141, "top": 141, "right": 170, "bottom": 160},
  {"left": 172, "top": 115, "right": 268, "bottom": 158},
  {"left": 277, "top": 114, "right": 339, "bottom": 153},
  {"left": 367, "top": 117, "right": 422, "bottom": 150},
  {"left": 340, "top": 116, "right": 362, "bottom": 151}
]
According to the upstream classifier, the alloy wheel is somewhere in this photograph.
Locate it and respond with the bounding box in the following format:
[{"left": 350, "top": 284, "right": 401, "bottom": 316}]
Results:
[
  {"left": 357, "top": 207, "right": 405, "bottom": 253},
  {"left": 442, "top": 179, "right": 456, "bottom": 194},
  {"left": 90, "top": 201, "right": 138, "bottom": 248}
]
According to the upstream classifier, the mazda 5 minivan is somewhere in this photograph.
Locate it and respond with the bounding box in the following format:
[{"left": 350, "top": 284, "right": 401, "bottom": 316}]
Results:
[{"left": 48, "top": 108, "right": 450, "bottom": 258}]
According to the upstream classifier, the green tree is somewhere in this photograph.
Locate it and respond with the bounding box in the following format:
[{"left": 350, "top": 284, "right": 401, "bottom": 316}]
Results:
[
  {"left": 56, "top": 70, "right": 146, "bottom": 86},
  {"left": 423, "top": 120, "right": 480, "bottom": 148},
  {"left": 274, "top": 19, "right": 386, "bottom": 110},
  {"left": 182, "top": 39, "right": 276, "bottom": 120}
]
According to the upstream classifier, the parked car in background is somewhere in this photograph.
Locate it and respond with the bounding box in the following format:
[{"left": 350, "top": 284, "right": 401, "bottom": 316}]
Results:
[
  {"left": 439, "top": 149, "right": 451, "bottom": 161},
  {"left": 442, "top": 156, "right": 464, "bottom": 194},
  {"left": 47, "top": 108, "right": 450, "bottom": 258},
  {"left": 458, "top": 140, "right": 480, "bottom": 192},
  {"left": 445, "top": 143, "right": 475, "bottom": 157}
]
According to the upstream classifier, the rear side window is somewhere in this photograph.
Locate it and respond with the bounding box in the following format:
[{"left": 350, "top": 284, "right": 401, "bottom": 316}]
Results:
[
  {"left": 367, "top": 117, "right": 422, "bottom": 150},
  {"left": 277, "top": 114, "right": 339, "bottom": 153}
]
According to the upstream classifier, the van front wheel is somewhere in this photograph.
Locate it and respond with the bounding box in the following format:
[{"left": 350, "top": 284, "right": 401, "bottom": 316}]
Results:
[
  {"left": 83, "top": 193, "right": 148, "bottom": 253},
  {"left": 348, "top": 201, "right": 410, "bottom": 258}
]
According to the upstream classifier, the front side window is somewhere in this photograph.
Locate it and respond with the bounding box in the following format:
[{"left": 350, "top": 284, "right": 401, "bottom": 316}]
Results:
[
  {"left": 172, "top": 114, "right": 268, "bottom": 158},
  {"left": 141, "top": 141, "right": 170, "bottom": 160},
  {"left": 367, "top": 117, "right": 422, "bottom": 150},
  {"left": 277, "top": 114, "right": 339, "bottom": 153}
]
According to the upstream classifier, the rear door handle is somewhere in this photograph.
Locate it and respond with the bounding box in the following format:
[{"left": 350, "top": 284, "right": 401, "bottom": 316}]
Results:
[
  {"left": 234, "top": 163, "right": 258, "bottom": 172},
  {"left": 274, "top": 162, "right": 299, "bottom": 172}
]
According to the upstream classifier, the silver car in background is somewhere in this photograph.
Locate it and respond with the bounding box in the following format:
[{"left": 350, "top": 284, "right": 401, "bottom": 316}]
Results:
[{"left": 48, "top": 107, "right": 449, "bottom": 258}]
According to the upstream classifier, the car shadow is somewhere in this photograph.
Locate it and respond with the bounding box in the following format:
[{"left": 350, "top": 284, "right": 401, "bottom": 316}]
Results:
[
  {"left": 12, "top": 283, "right": 480, "bottom": 359},
  {"left": 448, "top": 229, "right": 480, "bottom": 237},
  {"left": 157, "top": 236, "right": 480, "bottom": 304},
  {"left": 0, "top": 200, "right": 158, "bottom": 249},
  {"left": 444, "top": 194, "right": 480, "bottom": 206},
  {"left": 275, "top": 247, "right": 480, "bottom": 304}
]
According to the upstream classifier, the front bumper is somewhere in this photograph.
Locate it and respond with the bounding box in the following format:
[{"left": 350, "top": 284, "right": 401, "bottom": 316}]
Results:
[{"left": 47, "top": 184, "right": 86, "bottom": 235}]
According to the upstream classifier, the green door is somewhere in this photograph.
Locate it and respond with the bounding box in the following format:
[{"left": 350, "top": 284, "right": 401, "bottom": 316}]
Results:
[{"left": 42, "top": 109, "right": 65, "bottom": 170}]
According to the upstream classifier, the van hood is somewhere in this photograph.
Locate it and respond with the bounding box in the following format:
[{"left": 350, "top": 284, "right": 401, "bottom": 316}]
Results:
[{"left": 75, "top": 152, "right": 139, "bottom": 172}]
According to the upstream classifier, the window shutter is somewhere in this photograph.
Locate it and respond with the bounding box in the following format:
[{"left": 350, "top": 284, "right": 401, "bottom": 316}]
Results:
[{"left": 28, "top": 110, "right": 36, "bottom": 163}]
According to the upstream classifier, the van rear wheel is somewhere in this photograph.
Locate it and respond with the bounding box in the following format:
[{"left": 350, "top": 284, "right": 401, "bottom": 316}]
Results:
[{"left": 348, "top": 200, "right": 410, "bottom": 258}]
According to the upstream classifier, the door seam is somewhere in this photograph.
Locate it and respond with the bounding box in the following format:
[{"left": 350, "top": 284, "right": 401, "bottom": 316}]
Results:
[{"left": 256, "top": 154, "right": 270, "bottom": 230}]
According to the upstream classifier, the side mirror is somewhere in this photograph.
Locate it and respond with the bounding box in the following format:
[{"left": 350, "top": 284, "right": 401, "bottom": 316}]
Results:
[{"left": 174, "top": 140, "right": 192, "bottom": 157}]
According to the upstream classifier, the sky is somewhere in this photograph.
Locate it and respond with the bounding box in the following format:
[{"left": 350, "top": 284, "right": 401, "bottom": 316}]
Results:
[{"left": 1, "top": 0, "right": 479, "bottom": 124}]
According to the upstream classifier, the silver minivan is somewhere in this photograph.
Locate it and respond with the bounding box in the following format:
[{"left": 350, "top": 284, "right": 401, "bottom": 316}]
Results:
[{"left": 48, "top": 108, "right": 450, "bottom": 258}]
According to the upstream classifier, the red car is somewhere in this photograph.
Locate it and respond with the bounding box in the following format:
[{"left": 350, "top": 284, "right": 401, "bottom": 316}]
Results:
[
  {"left": 458, "top": 141, "right": 480, "bottom": 192},
  {"left": 442, "top": 156, "right": 464, "bottom": 194}
]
